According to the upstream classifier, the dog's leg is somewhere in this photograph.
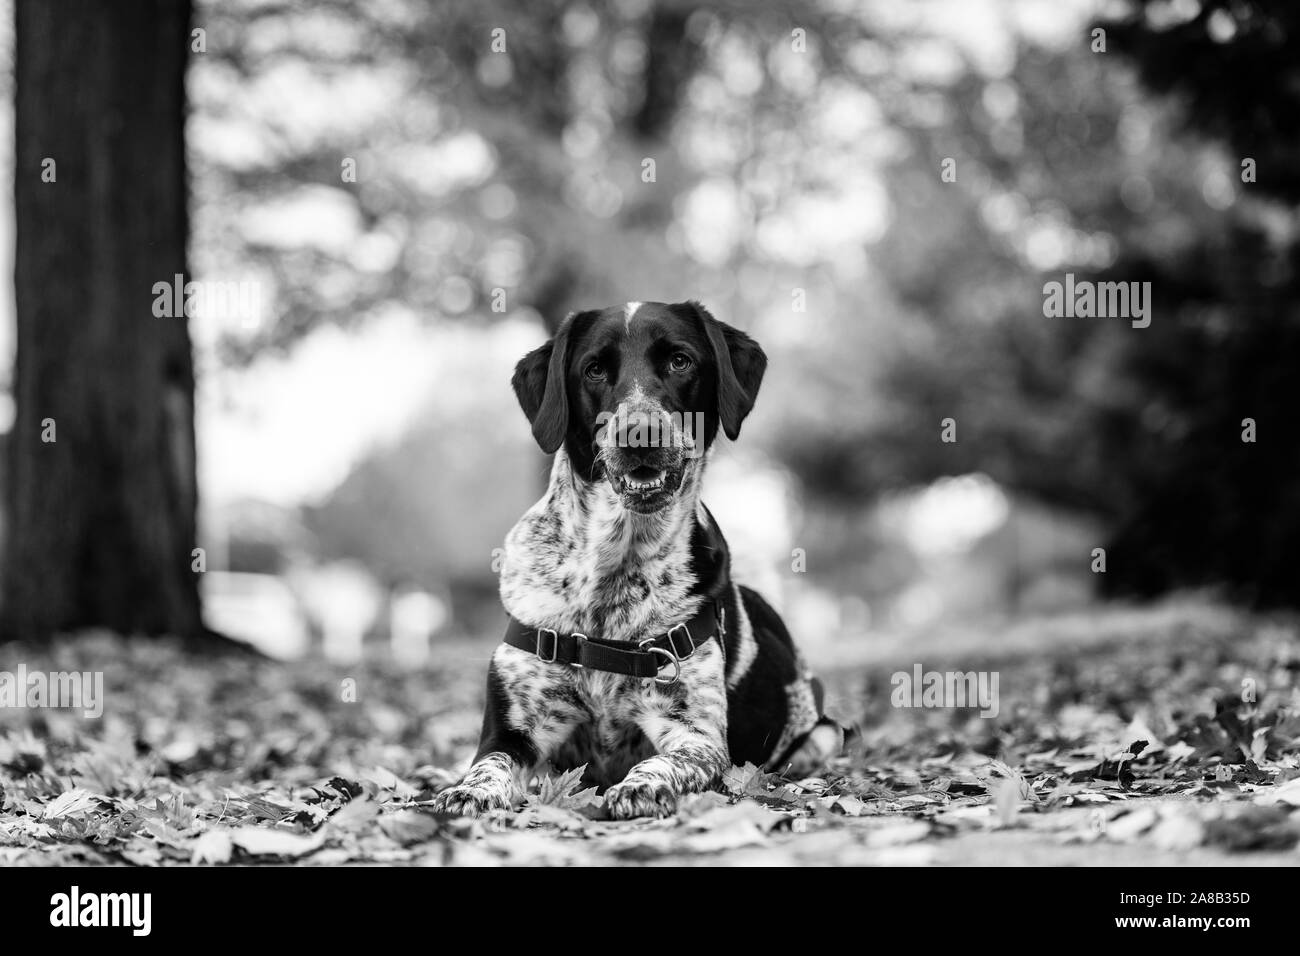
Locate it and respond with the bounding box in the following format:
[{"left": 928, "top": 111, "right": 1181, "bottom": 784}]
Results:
[
  {"left": 432, "top": 649, "right": 582, "bottom": 817},
  {"left": 604, "top": 649, "right": 729, "bottom": 820},
  {"left": 603, "top": 736, "right": 728, "bottom": 819},
  {"left": 431, "top": 750, "right": 528, "bottom": 817},
  {"left": 773, "top": 717, "right": 845, "bottom": 778}
]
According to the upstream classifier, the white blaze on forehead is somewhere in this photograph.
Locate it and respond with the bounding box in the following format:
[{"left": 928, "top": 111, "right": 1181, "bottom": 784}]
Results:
[{"left": 623, "top": 301, "right": 642, "bottom": 329}]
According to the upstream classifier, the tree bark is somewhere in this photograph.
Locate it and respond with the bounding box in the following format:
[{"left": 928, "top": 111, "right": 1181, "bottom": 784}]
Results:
[{"left": 5, "top": 0, "right": 202, "bottom": 641}]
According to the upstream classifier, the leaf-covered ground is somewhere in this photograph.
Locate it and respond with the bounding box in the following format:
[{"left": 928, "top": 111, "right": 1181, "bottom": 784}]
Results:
[{"left": 3, "top": 599, "right": 1300, "bottom": 866}]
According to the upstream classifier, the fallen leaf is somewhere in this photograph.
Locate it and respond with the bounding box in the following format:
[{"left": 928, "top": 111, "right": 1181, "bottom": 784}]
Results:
[
  {"left": 1149, "top": 812, "right": 1205, "bottom": 851},
  {"left": 377, "top": 810, "right": 441, "bottom": 844},
  {"left": 863, "top": 820, "right": 931, "bottom": 847},
  {"left": 836, "top": 795, "right": 868, "bottom": 817},
  {"left": 1256, "top": 776, "right": 1300, "bottom": 807},
  {"left": 43, "top": 789, "right": 103, "bottom": 820},
  {"left": 721, "top": 763, "right": 762, "bottom": 795},
  {"left": 191, "top": 828, "right": 234, "bottom": 864},
  {"left": 532, "top": 765, "right": 596, "bottom": 809},
  {"left": 994, "top": 778, "right": 1021, "bottom": 828},
  {"left": 229, "top": 826, "right": 326, "bottom": 858},
  {"left": 1106, "top": 806, "right": 1159, "bottom": 842}
]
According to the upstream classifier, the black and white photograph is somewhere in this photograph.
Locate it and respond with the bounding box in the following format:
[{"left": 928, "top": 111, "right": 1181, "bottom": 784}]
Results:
[{"left": 0, "top": 0, "right": 1297, "bottom": 914}]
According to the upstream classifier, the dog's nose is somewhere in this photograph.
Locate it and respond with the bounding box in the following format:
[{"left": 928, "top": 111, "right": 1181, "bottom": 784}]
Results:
[{"left": 612, "top": 410, "right": 652, "bottom": 452}]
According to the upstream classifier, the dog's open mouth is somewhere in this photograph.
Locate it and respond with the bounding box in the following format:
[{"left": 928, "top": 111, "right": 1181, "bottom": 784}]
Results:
[
  {"left": 610, "top": 464, "right": 683, "bottom": 512},
  {"left": 621, "top": 465, "right": 665, "bottom": 491}
]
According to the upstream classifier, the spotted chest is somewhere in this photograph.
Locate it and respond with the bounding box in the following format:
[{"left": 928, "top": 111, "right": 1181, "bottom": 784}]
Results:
[
  {"left": 492, "top": 451, "right": 724, "bottom": 780},
  {"left": 498, "top": 452, "right": 705, "bottom": 641}
]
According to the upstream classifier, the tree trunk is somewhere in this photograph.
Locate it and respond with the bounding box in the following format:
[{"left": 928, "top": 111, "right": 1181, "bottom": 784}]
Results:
[{"left": 5, "top": 0, "right": 202, "bottom": 641}]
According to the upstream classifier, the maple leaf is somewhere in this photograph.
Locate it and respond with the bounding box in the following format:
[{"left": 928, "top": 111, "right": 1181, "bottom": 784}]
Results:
[
  {"left": 230, "top": 794, "right": 296, "bottom": 823},
  {"left": 530, "top": 765, "right": 598, "bottom": 809},
  {"left": 721, "top": 763, "right": 760, "bottom": 795}
]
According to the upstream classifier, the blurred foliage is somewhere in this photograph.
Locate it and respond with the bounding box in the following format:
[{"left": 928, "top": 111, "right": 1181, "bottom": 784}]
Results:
[
  {"left": 301, "top": 399, "right": 536, "bottom": 587},
  {"left": 191, "top": 0, "right": 1299, "bottom": 607},
  {"left": 1095, "top": 0, "right": 1300, "bottom": 606}
]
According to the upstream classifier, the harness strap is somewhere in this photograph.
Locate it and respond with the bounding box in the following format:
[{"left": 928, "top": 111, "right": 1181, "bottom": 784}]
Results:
[{"left": 502, "top": 599, "right": 725, "bottom": 683}]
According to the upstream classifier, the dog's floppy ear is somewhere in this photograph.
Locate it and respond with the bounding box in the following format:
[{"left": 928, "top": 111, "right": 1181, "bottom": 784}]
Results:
[
  {"left": 512, "top": 313, "right": 576, "bottom": 454},
  {"left": 686, "top": 301, "right": 767, "bottom": 440}
]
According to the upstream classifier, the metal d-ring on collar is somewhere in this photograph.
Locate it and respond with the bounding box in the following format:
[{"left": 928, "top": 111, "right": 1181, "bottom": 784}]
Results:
[
  {"left": 639, "top": 640, "right": 681, "bottom": 685},
  {"left": 499, "top": 598, "right": 722, "bottom": 688}
]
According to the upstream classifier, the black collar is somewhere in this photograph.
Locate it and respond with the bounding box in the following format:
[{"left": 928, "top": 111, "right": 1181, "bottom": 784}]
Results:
[{"left": 501, "top": 599, "right": 725, "bottom": 685}]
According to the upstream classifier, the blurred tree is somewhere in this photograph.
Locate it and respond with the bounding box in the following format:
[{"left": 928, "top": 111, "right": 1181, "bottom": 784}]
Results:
[
  {"left": 194, "top": 0, "right": 1124, "bottom": 593},
  {"left": 302, "top": 400, "right": 535, "bottom": 590},
  {"left": 192, "top": 0, "right": 851, "bottom": 357},
  {"left": 1094, "top": 0, "right": 1300, "bottom": 606},
  {"left": 188, "top": 0, "right": 1300, "bottom": 609},
  {"left": 4, "top": 0, "right": 204, "bottom": 640},
  {"left": 776, "top": 44, "right": 1137, "bottom": 513}
]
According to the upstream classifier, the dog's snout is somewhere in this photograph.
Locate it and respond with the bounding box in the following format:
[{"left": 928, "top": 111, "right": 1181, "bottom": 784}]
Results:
[
  {"left": 612, "top": 408, "right": 654, "bottom": 452},
  {"left": 605, "top": 402, "right": 682, "bottom": 460}
]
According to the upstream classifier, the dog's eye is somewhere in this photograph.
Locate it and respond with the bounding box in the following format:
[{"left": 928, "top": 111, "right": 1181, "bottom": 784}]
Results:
[
  {"left": 584, "top": 361, "right": 607, "bottom": 382},
  {"left": 669, "top": 353, "right": 693, "bottom": 373}
]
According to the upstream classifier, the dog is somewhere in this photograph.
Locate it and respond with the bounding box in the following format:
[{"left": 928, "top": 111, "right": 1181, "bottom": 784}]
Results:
[{"left": 432, "top": 301, "right": 843, "bottom": 819}]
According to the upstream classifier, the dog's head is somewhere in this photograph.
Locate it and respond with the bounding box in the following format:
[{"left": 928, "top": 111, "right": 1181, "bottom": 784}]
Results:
[{"left": 512, "top": 301, "right": 767, "bottom": 514}]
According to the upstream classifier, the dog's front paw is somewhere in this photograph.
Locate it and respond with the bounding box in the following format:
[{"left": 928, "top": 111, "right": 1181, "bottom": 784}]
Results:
[
  {"left": 430, "top": 785, "right": 511, "bottom": 817},
  {"left": 605, "top": 780, "right": 678, "bottom": 820}
]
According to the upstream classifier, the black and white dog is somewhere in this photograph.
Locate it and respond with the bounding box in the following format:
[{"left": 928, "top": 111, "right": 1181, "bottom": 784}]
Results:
[{"left": 433, "top": 301, "right": 842, "bottom": 819}]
